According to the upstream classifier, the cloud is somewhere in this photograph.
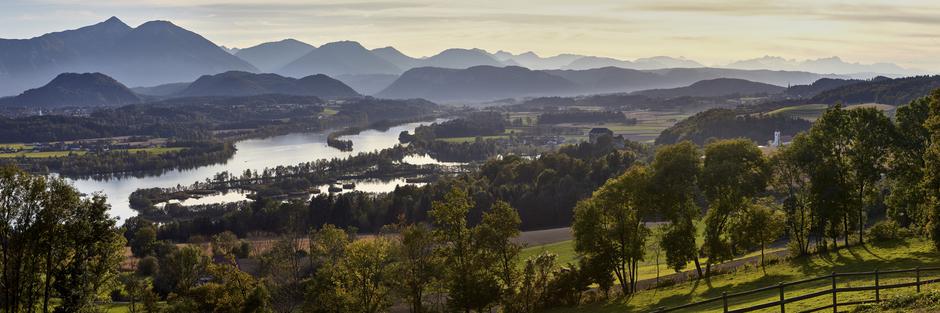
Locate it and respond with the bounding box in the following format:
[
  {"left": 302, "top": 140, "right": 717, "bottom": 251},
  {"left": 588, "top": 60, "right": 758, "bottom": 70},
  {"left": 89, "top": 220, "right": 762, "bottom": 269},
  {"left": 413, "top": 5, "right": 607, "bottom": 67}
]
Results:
[{"left": 3, "top": 0, "right": 940, "bottom": 70}]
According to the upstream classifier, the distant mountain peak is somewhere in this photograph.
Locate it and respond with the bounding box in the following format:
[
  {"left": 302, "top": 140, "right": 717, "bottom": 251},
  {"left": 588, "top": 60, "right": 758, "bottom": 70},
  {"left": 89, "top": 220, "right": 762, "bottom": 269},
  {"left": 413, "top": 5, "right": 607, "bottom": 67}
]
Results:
[
  {"left": 320, "top": 40, "right": 367, "bottom": 50},
  {"left": 520, "top": 51, "right": 540, "bottom": 58},
  {"left": 726, "top": 55, "right": 918, "bottom": 75},
  {"left": 277, "top": 38, "right": 307, "bottom": 45},
  {"left": 278, "top": 41, "right": 400, "bottom": 77},
  {"left": 103, "top": 16, "right": 125, "bottom": 25},
  {"left": 135, "top": 20, "right": 178, "bottom": 30}
]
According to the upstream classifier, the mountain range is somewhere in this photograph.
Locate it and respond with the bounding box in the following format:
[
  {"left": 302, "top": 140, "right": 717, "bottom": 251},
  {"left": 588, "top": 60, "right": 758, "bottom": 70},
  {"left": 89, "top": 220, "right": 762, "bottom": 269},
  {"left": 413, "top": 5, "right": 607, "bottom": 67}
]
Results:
[
  {"left": 234, "top": 39, "right": 314, "bottom": 72},
  {"left": 0, "top": 17, "right": 256, "bottom": 96},
  {"left": 0, "top": 17, "right": 927, "bottom": 100},
  {"left": 376, "top": 66, "right": 580, "bottom": 102},
  {"left": 725, "top": 56, "right": 922, "bottom": 76},
  {"left": 378, "top": 66, "right": 841, "bottom": 102},
  {"left": 0, "top": 71, "right": 360, "bottom": 108}
]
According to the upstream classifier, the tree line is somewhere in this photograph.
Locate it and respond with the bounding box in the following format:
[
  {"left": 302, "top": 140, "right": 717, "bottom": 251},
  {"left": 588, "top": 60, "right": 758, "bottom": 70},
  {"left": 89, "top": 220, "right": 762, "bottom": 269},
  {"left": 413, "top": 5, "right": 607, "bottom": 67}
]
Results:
[
  {"left": 537, "top": 110, "right": 636, "bottom": 125},
  {"left": 570, "top": 90, "right": 940, "bottom": 297},
  {"left": 655, "top": 108, "right": 811, "bottom": 145},
  {"left": 121, "top": 187, "right": 587, "bottom": 313},
  {"left": 146, "top": 137, "right": 644, "bottom": 242},
  {"left": 2, "top": 141, "right": 235, "bottom": 178}
]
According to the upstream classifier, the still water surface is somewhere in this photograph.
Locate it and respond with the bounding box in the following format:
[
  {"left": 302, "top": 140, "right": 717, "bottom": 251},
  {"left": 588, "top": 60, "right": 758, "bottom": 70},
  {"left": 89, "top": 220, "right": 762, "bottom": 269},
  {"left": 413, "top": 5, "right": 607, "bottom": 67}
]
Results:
[{"left": 70, "top": 120, "right": 447, "bottom": 221}]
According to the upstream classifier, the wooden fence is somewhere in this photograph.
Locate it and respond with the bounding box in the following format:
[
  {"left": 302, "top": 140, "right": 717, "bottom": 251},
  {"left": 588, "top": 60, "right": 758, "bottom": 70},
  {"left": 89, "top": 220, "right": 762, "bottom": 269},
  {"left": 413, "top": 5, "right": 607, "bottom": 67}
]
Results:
[{"left": 653, "top": 266, "right": 940, "bottom": 313}]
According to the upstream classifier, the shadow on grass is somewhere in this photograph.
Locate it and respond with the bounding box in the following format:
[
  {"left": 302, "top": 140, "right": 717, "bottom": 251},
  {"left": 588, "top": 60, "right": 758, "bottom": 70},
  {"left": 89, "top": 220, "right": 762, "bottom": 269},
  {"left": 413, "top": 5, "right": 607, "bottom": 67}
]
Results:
[
  {"left": 697, "top": 274, "right": 792, "bottom": 299},
  {"left": 644, "top": 293, "right": 695, "bottom": 312},
  {"left": 790, "top": 242, "right": 938, "bottom": 277},
  {"left": 867, "top": 239, "right": 910, "bottom": 250}
]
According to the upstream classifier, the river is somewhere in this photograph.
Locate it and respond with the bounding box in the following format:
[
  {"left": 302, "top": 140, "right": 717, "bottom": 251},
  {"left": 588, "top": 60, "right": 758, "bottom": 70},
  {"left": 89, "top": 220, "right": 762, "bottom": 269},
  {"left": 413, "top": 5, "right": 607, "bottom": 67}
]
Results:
[{"left": 69, "top": 119, "right": 449, "bottom": 221}]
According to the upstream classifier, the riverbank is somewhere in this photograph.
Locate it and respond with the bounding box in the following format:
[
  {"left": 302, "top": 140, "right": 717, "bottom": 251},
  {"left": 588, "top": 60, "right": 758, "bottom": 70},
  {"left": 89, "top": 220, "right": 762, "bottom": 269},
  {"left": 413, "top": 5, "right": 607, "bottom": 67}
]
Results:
[{"left": 68, "top": 119, "right": 456, "bottom": 221}]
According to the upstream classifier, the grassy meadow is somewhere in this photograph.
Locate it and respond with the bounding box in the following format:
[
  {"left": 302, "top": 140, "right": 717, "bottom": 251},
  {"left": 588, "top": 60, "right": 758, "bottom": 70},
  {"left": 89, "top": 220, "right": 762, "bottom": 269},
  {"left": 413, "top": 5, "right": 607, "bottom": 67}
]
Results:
[{"left": 544, "top": 239, "right": 940, "bottom": 313}]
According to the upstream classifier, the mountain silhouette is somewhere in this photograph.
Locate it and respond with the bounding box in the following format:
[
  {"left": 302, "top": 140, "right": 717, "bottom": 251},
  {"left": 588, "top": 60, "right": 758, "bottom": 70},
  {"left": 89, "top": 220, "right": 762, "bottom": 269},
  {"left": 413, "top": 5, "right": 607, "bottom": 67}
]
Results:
[
  {"left": 278, "top": 41, "right": 401, "bottom": 77},
  {"left": 634, "top": 78, "right": 785, "bottom": 98},
  {"left": 235, "top": 39, "right": 315, "bottom": 72},
  {"left": 0, "top": 17, "right": 256, "bottom": 96},
  {"left": 176, "top": 71, "right": 359, "bottom": 98},
  {"left": 377, "top": 66, "right": 579, "bottom": 102},
  {"left": 0, "top": 72, "right": 142, "bottom": 108}
]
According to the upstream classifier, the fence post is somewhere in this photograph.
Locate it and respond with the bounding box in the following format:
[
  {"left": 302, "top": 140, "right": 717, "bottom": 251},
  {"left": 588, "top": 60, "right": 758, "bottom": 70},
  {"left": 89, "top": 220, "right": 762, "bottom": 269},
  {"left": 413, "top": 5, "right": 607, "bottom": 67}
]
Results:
[
  {"left": 917, "top": 267, "right": 921, "bottom": 293},
  {"left": 723, "top": 292, "right": 729, "bottom": 313},
  {"left": 832, "top": 272, "right": 838, "bottom": 313},
  {"left": 779, "top": 282, "right": 786, "bottom": 313},
  {"left": 875, "top": 268, "right": 880, "bottom": 302}
]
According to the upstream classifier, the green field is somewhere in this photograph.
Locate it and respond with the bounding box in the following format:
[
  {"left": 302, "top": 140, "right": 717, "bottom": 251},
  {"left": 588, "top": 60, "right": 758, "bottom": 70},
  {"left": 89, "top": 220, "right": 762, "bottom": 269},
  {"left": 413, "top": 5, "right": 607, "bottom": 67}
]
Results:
[
  {"left": 0, "top": 150, "right": 87, "bottom": 158},
  {"left": 105, "top": 303, "right": 130, "bottom": 313},
  {"left": 321, "top": 108, "right": 339, "bottom": 116},
  {"left": 0, "top": 147, "right": 183, "bottom": 158},
  {"left": 768, "top": 103, "right": 896, "bottom": 121},
  {"left": 545, "top": 239, "right": 940, "bottom": 313},
  {"left": 121, "top": 147, "right": 185, "bottom": 155},
  {"left": 552, "top": 111, "right": 690, "bottom": 143},
  {"left": 520, "top": 236, "right": 785, "bottom": 282},
  {"left": 438, "top": 135, "right": 511, "bottom": 143},
  {"left": 767, "top": 104, "right": 830, "bottom": 121},
  {"left": 0, "top": 143, "right": 31, "bottom": 150}
]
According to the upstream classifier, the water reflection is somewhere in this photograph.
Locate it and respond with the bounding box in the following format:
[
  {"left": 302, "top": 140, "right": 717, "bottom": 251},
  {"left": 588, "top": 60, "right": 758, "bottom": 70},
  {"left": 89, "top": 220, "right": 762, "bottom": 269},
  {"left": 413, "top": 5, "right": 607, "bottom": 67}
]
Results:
[{"left": 69, "top": 120, "right": 448, "bottom": 221}]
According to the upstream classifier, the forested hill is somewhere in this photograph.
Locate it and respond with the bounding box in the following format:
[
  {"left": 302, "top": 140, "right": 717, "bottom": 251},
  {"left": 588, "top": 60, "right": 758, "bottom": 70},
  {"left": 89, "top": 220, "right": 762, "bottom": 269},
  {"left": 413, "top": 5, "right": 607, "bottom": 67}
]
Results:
[
  {"left": 634, "top": 78, "right": 785, "bottom": 98},
  {"left": 0, "top": 96, "right": 437, "bottom": 143},
  {"left": 784, "top": 78, "right": 864, "bottom": 98},
  {"left": 176, "top": 71, "right": 360, "bottom": 98},
  {"left": 808, "top": 75, "right": 940, "bottom": 105},
  {"left": 656, "top": 108, "right": 811, "bottom": 145},
  {"left": 0, "top": 72, "right": 143, "bottom": 108}
]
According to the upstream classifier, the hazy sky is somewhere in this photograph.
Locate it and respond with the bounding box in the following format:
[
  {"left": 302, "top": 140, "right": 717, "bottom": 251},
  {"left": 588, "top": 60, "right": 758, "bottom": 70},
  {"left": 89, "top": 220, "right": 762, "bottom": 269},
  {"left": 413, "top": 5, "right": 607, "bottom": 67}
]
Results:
[{"left": 3, "top": 0, "right": 940, "bottom": 70}]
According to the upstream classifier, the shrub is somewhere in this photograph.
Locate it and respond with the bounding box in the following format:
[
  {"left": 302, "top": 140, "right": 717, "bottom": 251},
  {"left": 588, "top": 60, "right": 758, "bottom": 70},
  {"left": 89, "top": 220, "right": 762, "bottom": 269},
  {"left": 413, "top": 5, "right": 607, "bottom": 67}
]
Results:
[
  {"left": 853, "top": 289, "right": 940, "bottom": 312},
  {"left": 652, "top": 278, "right": 677, "bottom": 289},
  {"left": 867, "top": 220, "right": 908, "bottom": 242},
  {"left": 136, "top": 256, "right": 159, "bottom": 277},
  {"left": 546, "top": 265, "right": 589, "bottom": 306}
]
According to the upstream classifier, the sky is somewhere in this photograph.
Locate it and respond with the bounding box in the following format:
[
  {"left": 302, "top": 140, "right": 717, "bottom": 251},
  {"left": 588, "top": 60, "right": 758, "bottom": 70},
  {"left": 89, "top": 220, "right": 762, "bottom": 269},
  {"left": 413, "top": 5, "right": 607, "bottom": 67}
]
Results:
[{"left": 2, "top": 0, "right": 940, "bottom": 70}]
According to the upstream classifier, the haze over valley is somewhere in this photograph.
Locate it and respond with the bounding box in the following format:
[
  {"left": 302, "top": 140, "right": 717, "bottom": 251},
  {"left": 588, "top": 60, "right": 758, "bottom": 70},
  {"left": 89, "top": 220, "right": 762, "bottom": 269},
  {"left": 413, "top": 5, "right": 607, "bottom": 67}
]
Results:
[{"left": 5, "top": 3, "right": 940, "bottom": 313}]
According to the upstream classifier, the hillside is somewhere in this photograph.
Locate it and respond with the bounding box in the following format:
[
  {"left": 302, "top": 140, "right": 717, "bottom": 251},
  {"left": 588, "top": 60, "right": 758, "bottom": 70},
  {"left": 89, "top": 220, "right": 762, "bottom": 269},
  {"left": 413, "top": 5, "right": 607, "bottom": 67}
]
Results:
[
  {"left": 808, "top": 75, "right": 940, "bottom": 105},
  {"left": 634, "top": 78, "right": 785, "bottom": 98},
  {"left": 491, "top": 51, "right": 584, "bottom": 70},
  {"left": 371, "top": 46, "right": 422, "bottom": 70},
  {"left": 377, "top": 66, "right": 580, "bottom": 102},
  {"left": 546, "top": 67, "right": 840, "bottom": 95},
  {"left": 334, "top": 74, "right": 399, "bottom": 95},
  {"left": 0, "top": 17, "right": 134, "bottom": 96},
  {"left": 544, "top": 67, "right": 667, "bottom": 94},
  {"left": 234, "top": 39, "right": 315, "bottom": 72},
  {"left": 176, "top": 71, "right": 359, "bottom": 98},
  {"left": 655, "top": 108, "right": 811, "bottom": 145},
  {"left": 0, "top": 72, "right": 142, "bottom": 108},
  {"left": 421, "top": 48, "right": 505, "bottom": 69},
  {"left": 278, "top": 41, "right": 401, "bottom": 77},
  {"left": 102, "top": 20, "right": 259, "bottom": 88},
  {"left": 131, "top": 82, "right": 191, "bottom": 97},
  {"left": 0, "top": 17, "right": 258, "bottom": 96},
  {"left": 725, "top": 56, "right": 918, "bottom": 76},
  {"left": 784, "top": 77, "right": 865, "bottom": 98}
]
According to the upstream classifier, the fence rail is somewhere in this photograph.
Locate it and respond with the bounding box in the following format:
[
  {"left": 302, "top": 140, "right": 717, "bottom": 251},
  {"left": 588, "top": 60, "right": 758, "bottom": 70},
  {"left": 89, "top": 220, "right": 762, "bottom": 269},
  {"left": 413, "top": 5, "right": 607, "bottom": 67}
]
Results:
[{"left": 653, "top": 266, "right": 940, "bottom": 313}]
